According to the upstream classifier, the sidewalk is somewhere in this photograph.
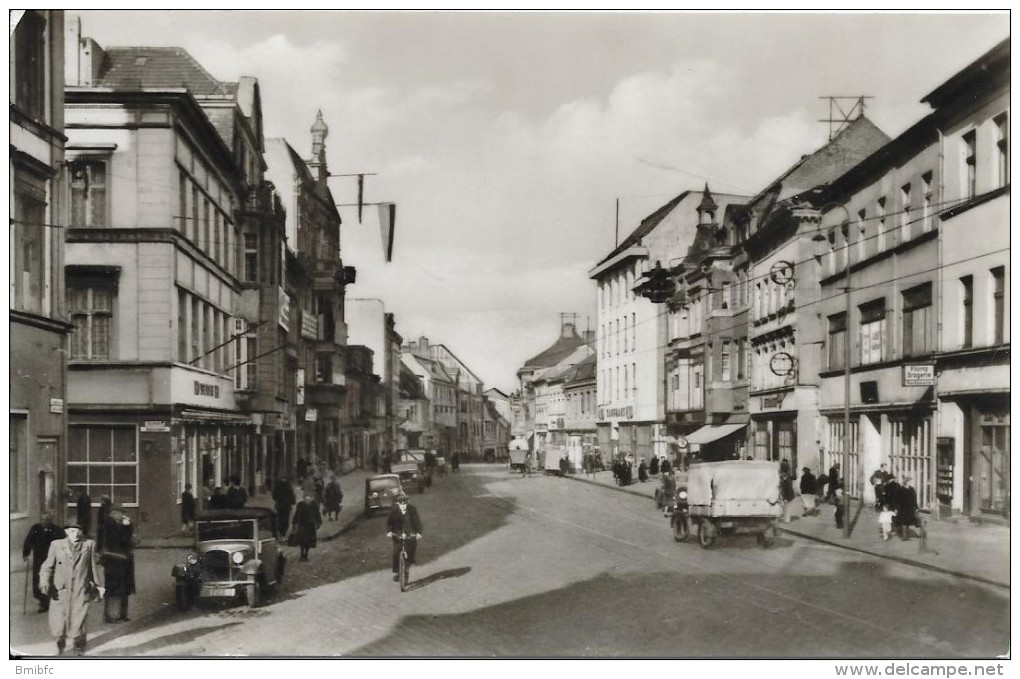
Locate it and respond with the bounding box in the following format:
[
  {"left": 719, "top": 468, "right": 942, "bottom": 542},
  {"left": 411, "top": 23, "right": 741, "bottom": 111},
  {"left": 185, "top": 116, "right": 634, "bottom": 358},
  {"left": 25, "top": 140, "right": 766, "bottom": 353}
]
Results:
[
  {"left": 10, "top": 467, "right": 377, "bottom": 658},
  {"left": 568, "top": 469, "right": 1010, "bottom": 589}
]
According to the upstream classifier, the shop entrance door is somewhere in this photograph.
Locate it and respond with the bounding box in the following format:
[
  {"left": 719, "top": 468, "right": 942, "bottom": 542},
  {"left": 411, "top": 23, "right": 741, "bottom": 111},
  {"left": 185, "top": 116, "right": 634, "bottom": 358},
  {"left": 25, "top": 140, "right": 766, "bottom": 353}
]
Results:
[{"left": 977, "top": 409, "right": 1009, "bottom": 516}]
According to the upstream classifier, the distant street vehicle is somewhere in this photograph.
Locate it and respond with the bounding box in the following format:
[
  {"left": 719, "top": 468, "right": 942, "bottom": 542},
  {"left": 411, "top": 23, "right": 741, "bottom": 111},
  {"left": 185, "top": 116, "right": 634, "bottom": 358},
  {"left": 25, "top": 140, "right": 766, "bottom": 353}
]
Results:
[
  {"left": 685, "top": 460, "right": 782, "bottom": 548},
  {"left": 365, "top": 474, "right": 405, "bottom": 515},
  {"left": 171, "top": 507, "right": 286, "bottom": 611}
]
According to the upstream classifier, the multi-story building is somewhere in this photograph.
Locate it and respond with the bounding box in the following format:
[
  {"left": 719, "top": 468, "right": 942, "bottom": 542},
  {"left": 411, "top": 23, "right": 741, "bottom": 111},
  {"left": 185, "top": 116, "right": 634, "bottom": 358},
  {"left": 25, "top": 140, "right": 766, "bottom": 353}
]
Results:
[
  {"left": 11, "top": 10, "right": 70, "bottom": 555},
  {"left": 646, "top": 188, "right": 751, "bottom": 462},
  {"left": 590, "top": 190, "right": 746, "bottom": 465},
  {"left": 514, "top": 319, "right": 589, "bottom": 454},
  {"left": 344, "top": 344, "right": 380, "bottom": 469},
  {"left": 408, "top": 337, "right": 486, "bottom": 459},
  {"left": 816, "top": 39, "right": 1009, "bottom": 517},
  {"left": 403, "top": 337, "right": 458, "bottom": 454},
  {"left": 561, "top": 354, "right": 598, "bottom": 468},
  {"left": 345, "top": 299, "right": 403, "bottom": 465},
  {"left": 264, "top": 113, "right": 352, "bottom": 476},
  {"left": 62, "top": 26, "right": 283, "bottom": 536},
  {"left": 483, "top": 388, "right": 513, "bottom": 460},
  {"left": 743, "top": 117, "right": 889, "bottom": 478},
  {"left": 397, "top": 363, "right": 429, "bottom": 450}
]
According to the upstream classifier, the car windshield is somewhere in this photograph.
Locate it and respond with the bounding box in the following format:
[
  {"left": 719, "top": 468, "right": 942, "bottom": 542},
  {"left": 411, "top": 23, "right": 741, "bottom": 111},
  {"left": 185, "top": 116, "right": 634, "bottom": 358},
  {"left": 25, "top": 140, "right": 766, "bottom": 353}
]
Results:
[
  {"left": 197, "top": 519, "right": 255, "bottom": 541},
  {"left": 370, "top": 478, "right": 399, "bottom": 491}
]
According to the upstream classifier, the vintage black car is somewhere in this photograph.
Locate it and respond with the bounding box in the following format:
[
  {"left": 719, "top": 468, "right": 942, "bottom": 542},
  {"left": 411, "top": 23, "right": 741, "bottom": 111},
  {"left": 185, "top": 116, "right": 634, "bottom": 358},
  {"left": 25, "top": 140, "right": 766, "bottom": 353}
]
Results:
[
  {"left": 365, "top": 474, "right": 405, "bottom": 515},
  {"left": 171, "top": 507, "right": 286, "bottom": 610}
]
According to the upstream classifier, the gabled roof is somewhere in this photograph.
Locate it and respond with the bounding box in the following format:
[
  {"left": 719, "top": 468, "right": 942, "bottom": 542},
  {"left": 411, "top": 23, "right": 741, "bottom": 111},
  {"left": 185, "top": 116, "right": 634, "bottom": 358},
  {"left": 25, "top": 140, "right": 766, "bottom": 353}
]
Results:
[
  {"left": 521, "top": 327, "right": 587, "bottom": 371},
  {"left": 595, "top": 190, "right": 693, "bottom": 267},
  {"left": 749, "top": 116, "right": 890, "bottom": 209},
  {"left": 399, "top": 363, "right": 426, "bottom": 400},
  {"left": 563, "top": 353, "right": 597, "bottom": 387},
  {"left": 94, "top": 47, "right": 234, "bottom": 95}
]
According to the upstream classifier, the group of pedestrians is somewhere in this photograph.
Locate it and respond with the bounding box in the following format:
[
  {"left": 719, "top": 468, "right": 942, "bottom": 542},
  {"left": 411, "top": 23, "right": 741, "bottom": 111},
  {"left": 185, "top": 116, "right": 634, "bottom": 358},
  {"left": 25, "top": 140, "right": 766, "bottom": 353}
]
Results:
[
  {"left": 612, "top": 453, "right": 673, "bottom": 487},
  {"left": 270, "top": 467, "right": 345, "bottom": 562},
  {"left": 21, "top": 494, "right": 138, "bottom": 656}
]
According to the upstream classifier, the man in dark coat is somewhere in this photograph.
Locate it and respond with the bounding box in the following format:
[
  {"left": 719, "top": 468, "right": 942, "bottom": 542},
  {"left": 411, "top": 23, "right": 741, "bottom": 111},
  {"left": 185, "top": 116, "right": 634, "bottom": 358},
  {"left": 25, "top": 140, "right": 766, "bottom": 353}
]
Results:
[
  {"left": 180, "top": 483, "right": 196, "bottom": 533},
  {"left": 291, "top": 494, "right": 322, "bottom": 561},
  {"left": 827, "top": 463, "right": 841, "bottom": 501},
  {"left": 101, "top": 509, "right": 135, "bottom": 623},
  {"left": 649, "top": 455, "right": 660, "bottom": 476},
  {"left": 22, "top": 513, "right": 65, "bottom": 612},
  {"left": 884, "top": 474, "right": 903, "bottom": 533},
  {"left": 638, "top": 459, "right": 649, "bottom": 483},
  {"left": 226, "top": 476, "right": 248, "bottom": 509},
  {"left": 272, "top": 477, "right": 297, "bottom": 536},
  {"left": 386, "top": 494, "right": 423, "bottom": 582},
  {"left": 896, "top": 475, "right": 920, "bottom": 541},
  {"left": 799, "top": 467, "right": 818, "bottom": 516},
  {"left": 75, "top": 490, "right": 92, "bottom": 537}
]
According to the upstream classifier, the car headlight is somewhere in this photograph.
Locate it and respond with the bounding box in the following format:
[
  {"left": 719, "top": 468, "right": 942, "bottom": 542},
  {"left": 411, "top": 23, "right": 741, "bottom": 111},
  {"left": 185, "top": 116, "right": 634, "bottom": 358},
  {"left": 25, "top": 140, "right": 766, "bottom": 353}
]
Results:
[
  {"left": 186, "top": 552, "right": 199, "bottom": 565},
  {"left": 678, "top": 491, "right": 688, "bottom": 500},
  {"left": 371, "top": 492, "right": 379, "bottom": 498},
  {"left": 231, "top": 551, "right": 246, "bottom": 565}
]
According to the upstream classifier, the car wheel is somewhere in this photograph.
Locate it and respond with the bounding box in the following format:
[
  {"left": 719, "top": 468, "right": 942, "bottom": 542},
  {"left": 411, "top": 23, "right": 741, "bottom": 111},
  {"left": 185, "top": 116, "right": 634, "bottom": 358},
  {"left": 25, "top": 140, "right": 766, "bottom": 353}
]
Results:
[
  {"left": 175, "top": 583, "right": 194, "bottom": 612},
  {"left": 246, "top": 578, "right": 262, "bottom": 609},
  {"left": 672, "top": 515, "right": 690, "bottom": 543}
]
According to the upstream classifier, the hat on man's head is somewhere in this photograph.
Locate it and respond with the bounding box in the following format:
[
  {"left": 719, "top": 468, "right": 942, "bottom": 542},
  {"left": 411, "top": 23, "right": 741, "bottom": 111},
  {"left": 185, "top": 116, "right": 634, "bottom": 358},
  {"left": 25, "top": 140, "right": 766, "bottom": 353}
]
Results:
[
  {"left": 64, "top": 521, "right": 82, "bottom": 530},
  {"left": 395, "top": 493, "right": 409, "bottom": 503}
]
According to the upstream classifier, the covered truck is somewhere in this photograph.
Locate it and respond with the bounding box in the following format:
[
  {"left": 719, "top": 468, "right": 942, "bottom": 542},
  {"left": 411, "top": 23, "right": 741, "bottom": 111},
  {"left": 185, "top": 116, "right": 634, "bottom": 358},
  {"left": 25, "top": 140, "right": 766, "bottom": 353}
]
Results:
[{"left": 686, "top": 460, "right": 782, "bottom": 548}]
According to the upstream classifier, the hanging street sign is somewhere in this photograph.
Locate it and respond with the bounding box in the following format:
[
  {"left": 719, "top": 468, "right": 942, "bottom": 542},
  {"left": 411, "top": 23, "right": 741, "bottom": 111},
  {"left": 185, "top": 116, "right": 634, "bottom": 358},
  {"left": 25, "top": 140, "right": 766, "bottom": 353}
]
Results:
[
  {"left": 769, "top": 260, "right": 795, "bottom": 285},
  {"left": 903, "top": 364, "right": 935, "bottom": 387}
]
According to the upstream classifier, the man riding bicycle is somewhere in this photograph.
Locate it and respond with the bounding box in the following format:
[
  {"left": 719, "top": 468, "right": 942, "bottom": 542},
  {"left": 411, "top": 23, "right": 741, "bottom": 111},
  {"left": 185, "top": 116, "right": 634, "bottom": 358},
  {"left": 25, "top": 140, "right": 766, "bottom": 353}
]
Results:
[{"left": 386, "top": 493, "right": 423, "bottom": 582}]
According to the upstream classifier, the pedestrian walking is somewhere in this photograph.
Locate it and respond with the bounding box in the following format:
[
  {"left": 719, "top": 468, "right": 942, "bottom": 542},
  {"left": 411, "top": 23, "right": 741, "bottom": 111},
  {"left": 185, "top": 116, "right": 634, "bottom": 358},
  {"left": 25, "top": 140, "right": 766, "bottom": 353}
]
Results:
[
  {"left": 451, "top": 451, "right": 461, "bottom": 473},
  {"left": 226, "top": 476, "right": 248, "bottom": 509},
  {"left": 884, "top": 474, "right": 903, "bottom": 534},
  {"left": 878, "top": 504, "right": 895, "bottom": 540},
  {"left": 324, "top": 475, "right": 343, "bottom": 520},
  {"left": 896, "top": 475, "right": 920, "bottom": 541},
  {"left": 313, "top": 474, "right": 325, "bottom": 505},
  {"left": 291, "top": 494, "right": 322, "bottom": 561},
  {"left": 638, "top": 459, "right": 649, "bottom": 483},
  {"left": 273, "top": 476, "right": 297, "bottom": 536},
  {"left": 799, "top": 467, "right": 818, "bottom": 516},
  {"left": 100, "top": 508, "right": 135, "bottom": 623},
  {"left": 39, "top": 522, "right": 104, "bottom": 656},
  {"left": 208, "top": 486, "right": 228, "bottom": 509},
  {"left": 870, "top": 463, "right": 892, "bottom": 509},
  {"left": 95, "top": 495, "right": 112, "bottom": 551},
  {"left": 22, "top": 513, "right": 65, "bottom": 613},
  {"left": 780, "top": 470, "right": 796, "bottom": 523},
  {"left": 180, "top": 483, "right": 196, "bottom": 534},
  {"left": 649, "top": 455, "right": 660, "bottom": 476},
  {"left": 826, "top": 463, "right": 841, "bottom": 501},
  {"left": 833, "top": 488, "right": 846, "bottom": 529},
  {"left": 660, "top": 457, "right": 672, "bottom": 476},
  {"left": 75, "top": 489, "right": 92, "bottom": 537}
]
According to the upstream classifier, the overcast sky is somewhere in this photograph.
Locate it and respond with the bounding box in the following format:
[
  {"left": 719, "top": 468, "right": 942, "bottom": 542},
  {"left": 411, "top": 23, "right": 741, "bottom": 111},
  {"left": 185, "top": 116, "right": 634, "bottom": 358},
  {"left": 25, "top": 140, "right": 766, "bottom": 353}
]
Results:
[{"left": 72, "top": 10, "right": 1008, "bottom": 392}]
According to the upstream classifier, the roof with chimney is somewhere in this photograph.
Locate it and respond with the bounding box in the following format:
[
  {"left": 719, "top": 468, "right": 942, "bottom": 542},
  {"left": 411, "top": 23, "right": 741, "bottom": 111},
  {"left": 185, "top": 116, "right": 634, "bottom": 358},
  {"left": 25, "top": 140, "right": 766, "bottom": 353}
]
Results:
[
  {"left": 92, "top": 46, "right": 234, "bottom": 95},
  {"left": 521, "top": 324, "right": 587, "bottom": 370}
]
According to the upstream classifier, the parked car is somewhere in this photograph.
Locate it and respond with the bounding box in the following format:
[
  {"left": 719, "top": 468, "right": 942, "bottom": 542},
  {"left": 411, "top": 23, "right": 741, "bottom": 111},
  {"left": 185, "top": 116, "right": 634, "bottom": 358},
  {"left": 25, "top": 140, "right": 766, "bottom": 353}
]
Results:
[
  {"left": 365, "top": 473, "right": 404, "bottom": 515},
  {"left": 170, "top": 507, "right": 286, "bottom": 611},
  {"left": 391, "top": 460, "right": 427, "bottom": 493}
]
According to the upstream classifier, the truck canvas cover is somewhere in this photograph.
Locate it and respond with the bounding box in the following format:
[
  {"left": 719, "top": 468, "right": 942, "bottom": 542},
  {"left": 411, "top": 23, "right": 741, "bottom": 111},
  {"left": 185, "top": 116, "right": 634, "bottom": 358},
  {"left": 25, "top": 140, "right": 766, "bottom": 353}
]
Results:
[{"left": 687, "top": 460, "right": 782, "bottom": 518}]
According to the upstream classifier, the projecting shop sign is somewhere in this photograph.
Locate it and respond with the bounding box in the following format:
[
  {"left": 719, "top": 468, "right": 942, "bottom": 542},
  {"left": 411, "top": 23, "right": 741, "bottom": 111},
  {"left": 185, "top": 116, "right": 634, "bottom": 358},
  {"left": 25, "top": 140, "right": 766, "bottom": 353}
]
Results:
[{"left": 902, "top": 364, "right": 935, "bottom": 387}]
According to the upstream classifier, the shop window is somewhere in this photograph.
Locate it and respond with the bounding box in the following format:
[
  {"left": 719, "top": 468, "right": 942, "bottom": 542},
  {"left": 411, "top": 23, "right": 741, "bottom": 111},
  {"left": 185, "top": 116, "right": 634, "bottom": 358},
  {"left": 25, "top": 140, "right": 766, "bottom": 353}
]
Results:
[
  {"left": 753, "top": 421, "right": 769, "bottom": 460},
  {"left": 67, "top": 425, "right": 139, "bottom": 506},
  {"left": 977, "top": 409, "right": 1009, "bottom": 514},
  {"left": 889, "top": 417, "right": 932, "bottom": 510}
]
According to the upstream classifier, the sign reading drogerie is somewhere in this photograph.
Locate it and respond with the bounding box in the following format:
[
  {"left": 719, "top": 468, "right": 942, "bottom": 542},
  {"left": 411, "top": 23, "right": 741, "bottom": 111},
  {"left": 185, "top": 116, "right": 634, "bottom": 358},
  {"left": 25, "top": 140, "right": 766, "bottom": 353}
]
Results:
[{"left": 903, "top": 364, "right": 935, "bottom": 387}]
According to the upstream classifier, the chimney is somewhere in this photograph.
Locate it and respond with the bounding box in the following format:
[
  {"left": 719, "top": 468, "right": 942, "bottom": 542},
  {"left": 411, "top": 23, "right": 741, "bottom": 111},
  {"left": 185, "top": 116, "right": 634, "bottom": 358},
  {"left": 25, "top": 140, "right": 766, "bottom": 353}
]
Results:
[
  {"left": 418, "top": 336, "right": 429, "bottom": 355},
  {"left": 582, "top": 329, "right": 596, "bottom": 346},
  {"left": 562, "top": 322, "right": 576, "bottom": 339},
  {"left": 65, "top": 17, "right": 106, "bottom": 87}
]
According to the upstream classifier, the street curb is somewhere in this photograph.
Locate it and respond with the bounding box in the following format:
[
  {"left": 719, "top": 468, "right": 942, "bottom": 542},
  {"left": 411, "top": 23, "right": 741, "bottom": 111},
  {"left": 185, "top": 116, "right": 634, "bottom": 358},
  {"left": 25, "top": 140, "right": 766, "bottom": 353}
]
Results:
[
  {"left": 565, "top": 473, "right": 1009, "bottom": 590},
  {"left": 775, "top": 526, "right": 1010, "bottom": 590}
]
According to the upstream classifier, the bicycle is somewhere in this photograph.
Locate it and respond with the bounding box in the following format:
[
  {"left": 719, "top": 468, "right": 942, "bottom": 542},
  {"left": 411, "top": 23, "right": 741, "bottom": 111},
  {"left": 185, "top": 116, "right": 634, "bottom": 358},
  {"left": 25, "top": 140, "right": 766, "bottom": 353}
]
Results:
[{"left": 390, "top": 532, "right": 419, "bottom": 592}]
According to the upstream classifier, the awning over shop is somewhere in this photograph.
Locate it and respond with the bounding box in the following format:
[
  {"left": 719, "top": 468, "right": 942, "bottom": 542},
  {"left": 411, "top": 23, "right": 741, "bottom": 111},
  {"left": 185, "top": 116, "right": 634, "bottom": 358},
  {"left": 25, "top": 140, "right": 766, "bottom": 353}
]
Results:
[{"left": 685, "top": 423, "right": 747, "bottom": 445}]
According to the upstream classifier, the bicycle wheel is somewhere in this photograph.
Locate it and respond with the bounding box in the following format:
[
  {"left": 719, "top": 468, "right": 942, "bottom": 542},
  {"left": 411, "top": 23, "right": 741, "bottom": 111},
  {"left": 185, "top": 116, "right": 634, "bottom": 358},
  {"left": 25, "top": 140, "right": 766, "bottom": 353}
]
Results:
[{"left": 398, "top": 549, "right": 408, "bottom": 592}]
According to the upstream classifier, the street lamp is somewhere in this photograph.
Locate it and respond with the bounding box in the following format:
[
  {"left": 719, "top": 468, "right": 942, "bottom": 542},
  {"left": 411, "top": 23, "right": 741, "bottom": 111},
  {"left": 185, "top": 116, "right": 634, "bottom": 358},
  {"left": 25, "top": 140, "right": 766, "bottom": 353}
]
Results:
[{"left": 813, "top": 203, "right": 852, "bottom": 539}]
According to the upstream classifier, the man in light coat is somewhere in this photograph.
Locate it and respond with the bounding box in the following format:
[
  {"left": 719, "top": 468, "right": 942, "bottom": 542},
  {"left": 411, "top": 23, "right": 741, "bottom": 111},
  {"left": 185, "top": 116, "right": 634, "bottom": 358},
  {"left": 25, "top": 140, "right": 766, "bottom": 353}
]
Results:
[{"left": 39, "top": 522, "right": 104, "bottom": 655}]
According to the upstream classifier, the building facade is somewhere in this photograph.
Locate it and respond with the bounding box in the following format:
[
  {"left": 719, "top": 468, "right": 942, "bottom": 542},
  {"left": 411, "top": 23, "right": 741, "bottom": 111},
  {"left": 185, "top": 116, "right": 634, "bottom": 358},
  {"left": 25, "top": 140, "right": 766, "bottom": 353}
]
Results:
[
  {"left": 590, "top": 190, "right": 745, "bottom": 466},
  {"left": 11, "top": 10, "right": 70, "bottom": 557},
  {"left": 63, "top": 30, "right": 283, "bottom": 536},
  {"left": 402, "top": 338, "right": 458, "bottom": 454},
  {"left": 816, "top": 39, "right": 1009, "bottom": 516}
]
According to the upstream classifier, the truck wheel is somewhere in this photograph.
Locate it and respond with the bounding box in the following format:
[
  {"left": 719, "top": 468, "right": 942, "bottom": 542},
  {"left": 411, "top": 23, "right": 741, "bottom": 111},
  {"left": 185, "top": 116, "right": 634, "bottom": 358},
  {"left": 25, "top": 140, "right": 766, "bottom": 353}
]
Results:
[
  {"left": 697, "top": 520, "right": 716, "bottom": 548},
  {"left": 672, "top": 515, "right": 689, "bottom": 542}
]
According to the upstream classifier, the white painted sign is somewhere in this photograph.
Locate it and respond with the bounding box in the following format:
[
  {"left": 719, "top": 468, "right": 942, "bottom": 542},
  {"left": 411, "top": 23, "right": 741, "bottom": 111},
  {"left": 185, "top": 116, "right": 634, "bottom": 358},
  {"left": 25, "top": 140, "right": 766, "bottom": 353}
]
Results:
[
  {"left": 141, "top": 420, "right": 171, "bottom": 432},
  {"left": 903, "top": 364, "right": 935, "bottom": 387}
]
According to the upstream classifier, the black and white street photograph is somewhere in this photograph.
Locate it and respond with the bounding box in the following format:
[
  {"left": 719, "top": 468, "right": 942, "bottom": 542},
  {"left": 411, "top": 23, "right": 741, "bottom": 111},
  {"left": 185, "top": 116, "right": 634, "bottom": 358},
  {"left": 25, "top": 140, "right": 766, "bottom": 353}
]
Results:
[{"left": 9, "top": 8, "right": 1011, "bottom": 669}]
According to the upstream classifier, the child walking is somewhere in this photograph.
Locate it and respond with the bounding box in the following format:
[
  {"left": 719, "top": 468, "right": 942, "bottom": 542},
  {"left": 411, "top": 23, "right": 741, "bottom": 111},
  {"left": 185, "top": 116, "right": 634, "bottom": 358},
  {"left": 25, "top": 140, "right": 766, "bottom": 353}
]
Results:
[{"left": 878, "top": 504, "right": 895, "bottom": 540}]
